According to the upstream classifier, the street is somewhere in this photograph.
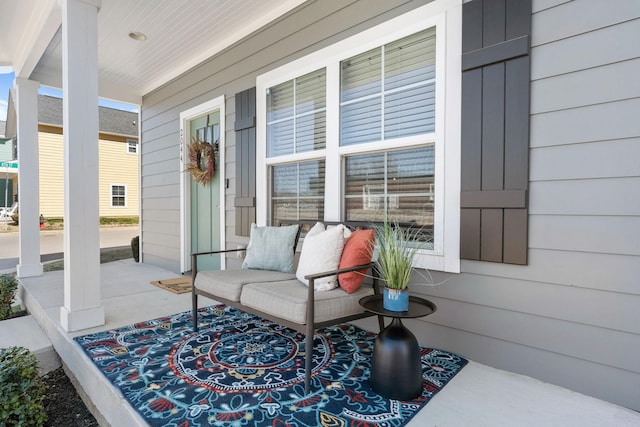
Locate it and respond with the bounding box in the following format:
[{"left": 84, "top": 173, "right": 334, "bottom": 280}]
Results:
[{"left": 0, "top": 226, "right": 139, "bottom": 272}]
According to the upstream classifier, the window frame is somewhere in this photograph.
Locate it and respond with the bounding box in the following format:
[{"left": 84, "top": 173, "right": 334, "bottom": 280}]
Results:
[
  {"left": 256, "top": 0, "right": 461, "bottom": 272},
  {"left": 110, "top": 184, "right": 127, "bottom": 208},
  {"left": 126, "top": 139, "right": 138, "bottom": 155}
]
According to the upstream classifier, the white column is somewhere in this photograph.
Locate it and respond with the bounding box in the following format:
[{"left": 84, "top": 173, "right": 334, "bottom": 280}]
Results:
[
  {"left": 15, "top": 78, "right": 44, "bottom": 278},
  {"left": 59, "top": 0, "right": 104, "bottom": 332}
]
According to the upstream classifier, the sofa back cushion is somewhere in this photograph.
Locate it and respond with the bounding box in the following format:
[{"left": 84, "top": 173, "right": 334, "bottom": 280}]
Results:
[
  {"left": 296, "top": 224, "right": 347, "bottom": 291},
  {"left": 241, "top": 223, "right": 300, "bottom": 273}
]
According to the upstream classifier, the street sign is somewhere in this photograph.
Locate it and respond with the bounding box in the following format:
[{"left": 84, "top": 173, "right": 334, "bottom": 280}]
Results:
[{"left": 0, "top": 162, "right": 18, "bottom": 169}]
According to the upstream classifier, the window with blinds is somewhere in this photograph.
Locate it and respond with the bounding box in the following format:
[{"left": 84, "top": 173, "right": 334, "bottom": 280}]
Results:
[
  {"left": 271, "top": 160, "right": 325, "bottom": 224},
  {"left": 258, "top": 4, "right": 461, "bottom": 272},
  {"left": 267, "top": 68, "right": 326, "bottom": 157},
  {"left": 345, "top": 146, "right": 435, "bottom": 247},
  {"left": 340, "top": 28, "right": 436, "bottom": 146}
]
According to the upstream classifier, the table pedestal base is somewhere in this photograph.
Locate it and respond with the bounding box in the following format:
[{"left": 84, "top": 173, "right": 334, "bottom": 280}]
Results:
[{"left": 370, "top": 317, "right": 423, "bottom": 400}]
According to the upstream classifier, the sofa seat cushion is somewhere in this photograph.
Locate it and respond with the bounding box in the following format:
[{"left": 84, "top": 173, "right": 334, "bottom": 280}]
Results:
[
  {"left": 240, "top": 280, "right": 374, "bottom": 324},
  {"left": 195, "top": 269, "right": 296, "bottom": 302}
]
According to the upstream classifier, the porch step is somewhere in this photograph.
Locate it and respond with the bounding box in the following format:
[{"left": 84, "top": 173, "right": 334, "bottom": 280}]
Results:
[{"left": 0, "top": 314, "right": 61, "bottom": 374}]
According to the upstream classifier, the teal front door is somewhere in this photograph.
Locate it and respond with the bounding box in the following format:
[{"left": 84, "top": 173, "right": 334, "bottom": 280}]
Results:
[{"left": 190, "top": 111, "right": 221, "bottom": 270}]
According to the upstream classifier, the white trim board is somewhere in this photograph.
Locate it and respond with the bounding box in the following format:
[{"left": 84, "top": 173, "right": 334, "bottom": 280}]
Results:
[
  {"left": 256, "top": 0, "right": 462, "bottom": 272},
  {"left": 179, "top": 95, "right": 226, "bottom": 273}
]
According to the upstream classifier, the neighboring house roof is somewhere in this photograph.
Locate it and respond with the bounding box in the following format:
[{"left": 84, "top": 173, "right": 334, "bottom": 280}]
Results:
[{"left": 38, "top": 95, "right": 138, "bottom": 138}]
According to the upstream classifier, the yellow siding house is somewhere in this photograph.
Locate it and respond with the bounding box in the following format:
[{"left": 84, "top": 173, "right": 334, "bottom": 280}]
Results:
[{"left": 37, "top": 95, "right": 139, "bottom": 218}]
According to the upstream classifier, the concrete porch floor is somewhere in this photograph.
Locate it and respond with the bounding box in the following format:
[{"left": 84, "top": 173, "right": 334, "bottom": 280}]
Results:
[{"left": 17, "top": 259, "right": 640, "bottom": 426}]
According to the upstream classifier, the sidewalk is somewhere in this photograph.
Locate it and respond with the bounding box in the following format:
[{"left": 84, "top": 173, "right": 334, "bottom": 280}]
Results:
[{"left": 0, "top": 226, "right": 139, "bottom": 273}]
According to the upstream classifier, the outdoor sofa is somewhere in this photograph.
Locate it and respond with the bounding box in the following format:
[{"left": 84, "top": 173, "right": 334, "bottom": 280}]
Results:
[{"left": 191, "top": 220, "right": 384, "bottom": 393}]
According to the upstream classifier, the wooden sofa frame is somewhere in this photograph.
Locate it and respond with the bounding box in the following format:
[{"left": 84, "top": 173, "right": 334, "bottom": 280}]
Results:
[{"left": 191, "top": 220, "right": 384, "bottom": 394}]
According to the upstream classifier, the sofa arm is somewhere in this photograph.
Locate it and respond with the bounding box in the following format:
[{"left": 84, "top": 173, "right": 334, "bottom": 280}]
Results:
[
  {"left": 303, "top": 262, "right": 375, "bottom": 281},
  {"left": 304, "top": 262, "right": 380, "bottom": 306},
  {"left": 192, "top": 248, "right": 245, "bottom": 278},
  {"left": 192, "top": 248, "right": 244, "bottom": 257}
]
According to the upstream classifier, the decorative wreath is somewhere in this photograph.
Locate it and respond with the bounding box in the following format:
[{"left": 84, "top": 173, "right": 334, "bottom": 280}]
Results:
[{"left": 186, "top": 137, "right": 216, "bottom": 186}]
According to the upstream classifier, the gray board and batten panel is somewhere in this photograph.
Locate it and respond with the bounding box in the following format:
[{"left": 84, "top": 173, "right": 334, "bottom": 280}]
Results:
[
  {"left": 234, "top": 87, "right": 256, "bottom": 237},
  {"left": 460, "top": 0, "right": 531, "bottom": 265},
  {"left": 139, "top": 0, "right": 640, "bottom": 411}
]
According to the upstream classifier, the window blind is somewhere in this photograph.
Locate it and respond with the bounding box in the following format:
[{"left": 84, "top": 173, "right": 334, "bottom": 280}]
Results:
[
  {"left": 345, "top": 147, "right": 434, "bottom": 243},
  {"left": 267, "top": 69, "right": 326, "bottom": 157},
  {"left": 340, "top": 27, "right": 436, "bottom": 146},
  {"left": 271, "top": 160, "right": 325, "bottom": 224}
]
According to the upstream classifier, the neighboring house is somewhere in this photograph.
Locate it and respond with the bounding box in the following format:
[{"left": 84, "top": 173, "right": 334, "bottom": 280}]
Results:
[
  {"left": 6, "top": 94, "right": 139, "bottom": 217},
  {"left": 139, "top": 0, "right": 640, "bottom": 412},
  {"left": 0, "top": 120, "right": 18, "bottom": 208}
]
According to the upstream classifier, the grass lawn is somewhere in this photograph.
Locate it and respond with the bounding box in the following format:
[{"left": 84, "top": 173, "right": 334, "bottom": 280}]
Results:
[
  {"left": 1, "top": 217, "right": 139, "bottom": 233},
  {"left": 43, "top": 247, "right": 133, "bottom": 272}
]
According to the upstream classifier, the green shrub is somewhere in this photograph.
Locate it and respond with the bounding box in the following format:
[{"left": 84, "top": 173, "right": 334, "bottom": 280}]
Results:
[
  {"left": 0, "top": 347, "right": 47, "bottom": 426},
  {"left": 131, "top": 235, "right": 140, "bottom": 262},
  {"left": 0, "top": 274, "right": 18, "bottom": 321}
]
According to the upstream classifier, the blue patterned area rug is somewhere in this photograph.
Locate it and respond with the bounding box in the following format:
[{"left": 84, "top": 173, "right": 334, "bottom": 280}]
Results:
[{"left": 75, "top": 305, "right": 467, "bottom": 426}]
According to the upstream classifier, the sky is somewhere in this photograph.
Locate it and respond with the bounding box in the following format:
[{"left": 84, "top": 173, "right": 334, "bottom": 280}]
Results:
[
  {"left": 0, "top": 71, "right": 138, "bottom": 124},
  {"left": 0, "top": 72, "right": 12, "bottom": 121}
]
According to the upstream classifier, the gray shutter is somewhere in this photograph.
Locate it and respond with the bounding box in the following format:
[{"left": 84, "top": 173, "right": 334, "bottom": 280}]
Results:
[
  {"left": 460, "top": 0, "right": 531, "bottom": 265},
  {"left": 234, "top": 87, "right": 256, "bottom": 237}
]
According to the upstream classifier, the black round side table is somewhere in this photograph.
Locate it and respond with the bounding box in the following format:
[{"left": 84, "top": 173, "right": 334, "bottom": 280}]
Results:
[{"left": 359, "top": 294, "right": 437, "bottom": 400}]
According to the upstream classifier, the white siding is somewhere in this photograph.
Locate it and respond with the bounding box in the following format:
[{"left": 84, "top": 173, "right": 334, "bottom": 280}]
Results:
[{"left": 139, "top": 0, "right": 640, "bottom": 411}]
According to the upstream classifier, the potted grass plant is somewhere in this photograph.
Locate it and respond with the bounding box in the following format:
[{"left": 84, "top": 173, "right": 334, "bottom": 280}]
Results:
[{"left": 373, "top": 221, "right": 421, "bottom": 312}]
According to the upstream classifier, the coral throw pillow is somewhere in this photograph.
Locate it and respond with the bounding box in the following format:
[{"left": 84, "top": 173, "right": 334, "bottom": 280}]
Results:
[{"left": 338, "top": 229, "right": 375, "bottom": 294}]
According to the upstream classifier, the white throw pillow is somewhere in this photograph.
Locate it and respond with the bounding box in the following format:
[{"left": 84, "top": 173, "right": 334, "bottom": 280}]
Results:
[
  {"left": 296, "top": 224, "right": 346, "bottom": 291},
  {"left": 327, "top": 223, "right": 352, "bottom": 240},
  {"left": 306, "top": 221, "right": 326, "bottom": 238}
]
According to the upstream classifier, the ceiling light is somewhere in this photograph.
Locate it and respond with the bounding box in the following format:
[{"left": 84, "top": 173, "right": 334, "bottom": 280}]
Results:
[{"left": 128, "top": 32, "right": 147, "bottom": 41}]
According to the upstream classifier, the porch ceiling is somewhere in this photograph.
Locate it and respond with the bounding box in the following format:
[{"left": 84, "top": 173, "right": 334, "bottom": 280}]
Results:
[{"left": 0, "top": 0, "right": 305, "bottom": 104}]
